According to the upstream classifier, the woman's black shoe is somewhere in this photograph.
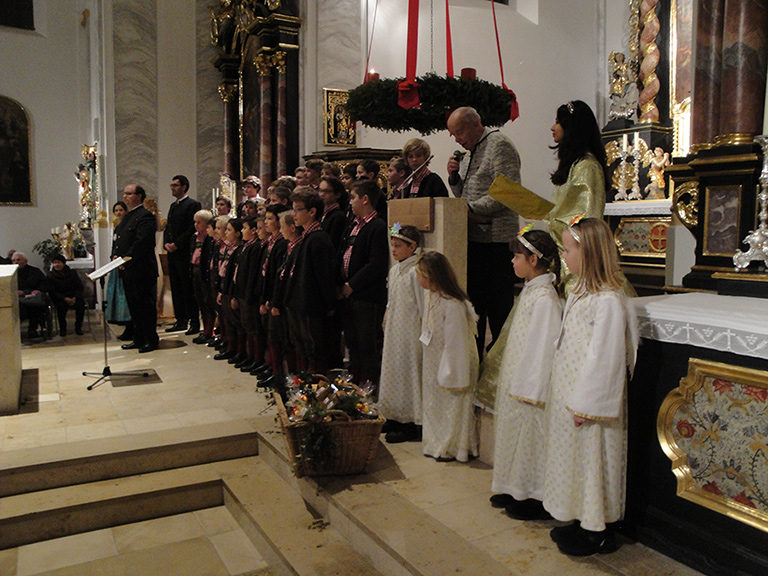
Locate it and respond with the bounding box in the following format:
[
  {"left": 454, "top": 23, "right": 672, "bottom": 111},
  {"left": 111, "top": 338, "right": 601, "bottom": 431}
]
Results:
[
  {"left": 550, "top": 521, "right": 580, "bottom": 544},
  {"left": 505, "top": 499, "right": 552, "bottom": 521},
  {"left": 554, "top": 524, "right": 617, "bottom": 556},
  {"left": 489, "top": 494, "right": 517, "bottom": 509}
]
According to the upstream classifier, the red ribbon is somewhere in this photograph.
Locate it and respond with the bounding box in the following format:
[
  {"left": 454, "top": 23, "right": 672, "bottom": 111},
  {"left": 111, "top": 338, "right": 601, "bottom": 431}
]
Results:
[
  {"left": 491, "top": 0, "right": 519, "bottom": 121},
  {"left": 398, "top": 0, "right": 421, "bottom": 109},
  {"left": 445, "top": 0, "right": 454, "bottom": 78}
]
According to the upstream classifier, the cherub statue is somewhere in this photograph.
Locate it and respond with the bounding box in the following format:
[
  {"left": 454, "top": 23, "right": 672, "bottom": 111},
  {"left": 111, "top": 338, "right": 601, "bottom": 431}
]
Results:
[
  {"left": 59, "top": 221, "right": 82, "bottom": 260},
  {"left": 643, "top": 147, "right": 670, "bottom": 199}
]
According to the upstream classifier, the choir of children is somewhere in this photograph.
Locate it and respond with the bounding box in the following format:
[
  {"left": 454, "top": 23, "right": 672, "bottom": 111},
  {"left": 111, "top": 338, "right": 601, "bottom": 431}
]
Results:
[{"left": 183, "top": 165, "right": 638, "bottom": 558}]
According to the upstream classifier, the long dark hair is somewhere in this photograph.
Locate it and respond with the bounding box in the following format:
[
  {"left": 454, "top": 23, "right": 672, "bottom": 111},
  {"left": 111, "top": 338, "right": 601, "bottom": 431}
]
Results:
[{"left": 550, "top": 100, "right": 607, "bottom": 187}]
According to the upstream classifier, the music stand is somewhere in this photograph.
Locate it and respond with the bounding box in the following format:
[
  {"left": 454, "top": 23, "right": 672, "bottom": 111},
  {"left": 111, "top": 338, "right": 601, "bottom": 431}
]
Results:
[{"left": 83, "top": 258, "right": 149, "bottom": 390}]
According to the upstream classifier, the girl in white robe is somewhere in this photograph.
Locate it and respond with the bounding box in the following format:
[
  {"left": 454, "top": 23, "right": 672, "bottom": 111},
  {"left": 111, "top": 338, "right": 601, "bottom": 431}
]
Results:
[
  {"left": 416, "top": 251, "right": 479, "bottom": 463},
  {"left": 378, "top": 224, "right": 425, "bottom": 443},
  {"left": 543, "top": 218, "right": 638, "bottom": 556},
  {"left": 486, "top": 229, "right": 563, "bottom": 519}
]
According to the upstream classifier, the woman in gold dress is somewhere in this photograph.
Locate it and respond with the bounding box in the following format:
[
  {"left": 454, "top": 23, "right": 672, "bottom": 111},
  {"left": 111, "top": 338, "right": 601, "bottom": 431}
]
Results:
[{"left": 546, "top": 100, "right": 608, "bottom": 295}]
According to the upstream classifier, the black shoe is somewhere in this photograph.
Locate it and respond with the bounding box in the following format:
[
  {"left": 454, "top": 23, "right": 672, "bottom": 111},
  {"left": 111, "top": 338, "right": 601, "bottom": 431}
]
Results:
[
  {"left": 185, "top": 324, "right": 200, "bottom": 336},
  {"left": 234, "top": 356, "right": 252, "bottom": 369},
  {"left": 139, "top": 342, "right": 159, "bottom": 353},
  {"left": 239, "top": 359, "right": 258, "bottom": 372},
  {"left": 381, "top": 420, "right": 402, "bottom": 434},
  {"left": 193, "top": 333, "right": 210, "bottom": 344},
  {"left": 75, "top": 326, "right": 84, "bottom": 335},
  {"left": 505, "top": 499, "right": 552, "bottom": 521},
  {"left": 490, "top": 494, "right": 517, "bottom": 509},
  {"left": 117, "top": 327, "right": 134, "bottom": 341},
  {"left": 59, "top": 329, "right": 67, "bottom": 337},
  {"left": 207, "top": 337, "right": 220, "bottom": 348},
  {"left": 555, "top": 525, "right": 617, "bottom": 556},
  {"left": 215, "top": 340, "right": 228, "bottom": 351},
  {"left": 385, "top": 423, "right": 421, "bottom": 444},
  {"left": 550, "top": 521, "right": 581, "bottom": 544},
  {"left": 228, "top": 353, "right": 247, "bottom": 365},
  {"left": 165, "top": 322, "right": 187, "bottom": 333},
  {"left": 260, "top": 374, "right": 284, "bottom": 389},
  {"left": 251, "top": 365, "right": 271, "bottom": 377},
  {"left": 257, "top": 368, "right": 274, "bottom": 382},
  {"left": 214, "top": 350, "right": 235, "bottom": 361},
  {"left": 27, "top": 330, "right": 40, "bottom": 339}
]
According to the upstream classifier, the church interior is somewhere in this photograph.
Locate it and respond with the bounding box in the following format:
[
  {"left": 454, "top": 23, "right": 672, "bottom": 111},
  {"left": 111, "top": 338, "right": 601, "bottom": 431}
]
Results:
[{"left": 2, "top": 0, "right": 768, "bottom": 575}]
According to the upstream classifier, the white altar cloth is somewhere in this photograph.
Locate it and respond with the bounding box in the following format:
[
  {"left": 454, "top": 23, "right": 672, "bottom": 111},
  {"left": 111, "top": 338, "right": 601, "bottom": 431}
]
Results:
[{"left": 634, "top": 293, "right": 768, "bottom": 360}]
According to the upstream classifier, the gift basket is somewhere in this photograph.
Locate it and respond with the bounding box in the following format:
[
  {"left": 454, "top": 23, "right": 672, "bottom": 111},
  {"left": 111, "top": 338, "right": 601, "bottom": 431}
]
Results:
[{"left": 272, "top": 374, "right": 385, "bottom": 477}]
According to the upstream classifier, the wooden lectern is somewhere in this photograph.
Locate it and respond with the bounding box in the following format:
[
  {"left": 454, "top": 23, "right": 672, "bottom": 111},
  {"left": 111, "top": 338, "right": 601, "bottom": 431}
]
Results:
[
  {"left": 388, "top": 198, "right": 468, "bottom": 289},
  {"left": 0, "top": 265, "right": 22, "bottom": 415}
]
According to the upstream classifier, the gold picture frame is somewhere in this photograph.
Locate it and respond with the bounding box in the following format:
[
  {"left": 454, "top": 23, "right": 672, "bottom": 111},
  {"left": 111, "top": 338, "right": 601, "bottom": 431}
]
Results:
[
  {"left": 614, "top": 217, "right": 671, "bottom": 258},
  {"left": 0, "top": 95, "right": 33, "bottom": 206},
  {"left": 658, "top": 358, "right": 768, "bottom": 533},
  {"left": 323, "top": 89, "right": 356, "bottom": 147}
]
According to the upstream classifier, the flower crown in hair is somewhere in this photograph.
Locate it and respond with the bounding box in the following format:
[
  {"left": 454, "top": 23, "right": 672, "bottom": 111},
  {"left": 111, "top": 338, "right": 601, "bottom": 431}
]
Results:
[
  {"left": 568, "top": 213, "right": 585, "bottom": 242},
  {"left": 517, "top": 224, "right": 543, "bottom": 257},
  {"left": 390, "top": 222, "right": 416, "bottom": 245}
]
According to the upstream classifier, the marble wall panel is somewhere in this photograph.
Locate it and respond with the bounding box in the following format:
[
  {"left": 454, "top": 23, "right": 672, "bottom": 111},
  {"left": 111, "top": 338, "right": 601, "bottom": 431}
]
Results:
[
  {"left": 113, "top": 0, "right": 158, "bottom": 194},
  {"left": 317, "top": 0, "right": 362, "bottom": 90},
  {"left": 196, "top": 0, "right": 225, "bottom": 207}
]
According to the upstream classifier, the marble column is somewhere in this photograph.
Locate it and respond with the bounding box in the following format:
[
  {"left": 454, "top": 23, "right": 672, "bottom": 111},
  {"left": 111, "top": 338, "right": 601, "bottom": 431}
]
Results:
[
  {"left": 257, "top": 54, "right": 273, "bottom": 186},
  {"left": 692, "top": 0, "right": 725, "bottom": 146},
  {"left": 275, "top": 52, "right": 288, "bottom": 178},
  {"left": 719, "top": 0, "right": 768, "bottom": 136},
  {"left": 219, "top": 83, "right": 238, "bottom": 178}
]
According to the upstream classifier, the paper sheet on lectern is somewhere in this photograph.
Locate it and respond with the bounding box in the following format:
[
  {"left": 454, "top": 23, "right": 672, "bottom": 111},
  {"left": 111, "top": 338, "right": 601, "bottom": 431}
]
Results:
[{"left": 488, "top": 174, "right": 554, "bottom": 220}]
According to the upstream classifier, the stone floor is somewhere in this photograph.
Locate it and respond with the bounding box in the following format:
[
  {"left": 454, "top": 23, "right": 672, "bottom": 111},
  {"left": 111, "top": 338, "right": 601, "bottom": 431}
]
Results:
[{"left": 0, "top": 314, "right": 706, "bottom": 575}]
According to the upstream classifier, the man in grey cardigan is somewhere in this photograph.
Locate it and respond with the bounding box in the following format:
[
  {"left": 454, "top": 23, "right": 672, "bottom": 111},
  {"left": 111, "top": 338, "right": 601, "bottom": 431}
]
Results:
[{"left": 447, "top": 106, "right": 520, "bottom": 354}]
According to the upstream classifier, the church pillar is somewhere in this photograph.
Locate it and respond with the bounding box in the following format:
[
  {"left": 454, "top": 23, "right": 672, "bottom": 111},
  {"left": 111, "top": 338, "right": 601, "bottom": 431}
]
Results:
[
  {"left": 691, "top": 0, "right": 724, "bottom": 147},
  {"left": 718, "top": 0, "right": 768, "bottom": 137},
  {"left": 275, "top": 52, "right": 288, "bottom": 178},
  {"left": 218, "top": 82, "right": 238, "bottom": 178},
  {"left": 256, "top": 54, "right": 273, "bottom": 186}
]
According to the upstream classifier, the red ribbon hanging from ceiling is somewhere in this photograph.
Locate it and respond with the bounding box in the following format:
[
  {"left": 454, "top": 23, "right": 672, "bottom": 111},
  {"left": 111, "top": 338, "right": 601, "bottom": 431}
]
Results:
[
  {"left": 398, "top": 0, "right": 421, "bottom": 109},
  {"left": 491, "top": 0, "right": 519, "bottom": 121}
]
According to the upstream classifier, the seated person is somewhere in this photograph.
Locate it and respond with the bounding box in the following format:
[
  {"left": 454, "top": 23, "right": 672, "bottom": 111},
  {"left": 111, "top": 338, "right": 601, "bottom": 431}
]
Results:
[
  {"left": 47, "top": 254, "right": 86, "bottom": 336},
  {"left": 12, "top": 252, "right": 47, "bottom": 338}
]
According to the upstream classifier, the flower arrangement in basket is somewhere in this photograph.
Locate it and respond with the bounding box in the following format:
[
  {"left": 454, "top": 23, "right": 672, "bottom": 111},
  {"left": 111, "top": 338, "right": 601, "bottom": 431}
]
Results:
[{"left": 272, "top": 373, "right": 385, "bottom": 477}]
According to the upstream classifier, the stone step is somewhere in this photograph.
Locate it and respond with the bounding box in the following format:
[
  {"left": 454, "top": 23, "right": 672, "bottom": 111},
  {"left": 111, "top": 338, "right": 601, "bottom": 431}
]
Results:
[
  {"left": 0, "top": 463, "right": 224, "bottom": 549},
  {"left": 0, "top": 419, "right": 259, "bottom": 497},
  {"left": 250, "top": 412, "right": 511, "bottom": 576},
  {"left": 2, "top": 455, "right": 384, "bottom": 576}
]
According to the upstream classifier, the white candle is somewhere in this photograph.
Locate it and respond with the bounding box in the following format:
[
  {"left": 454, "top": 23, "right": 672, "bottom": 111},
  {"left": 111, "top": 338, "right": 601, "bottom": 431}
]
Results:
[
  {"left": 634, "top": 132, "right": 640, "bottom": 150},
  {"left": 763, "top": 61, "right": 768, "bottom": 135},
  {"left": 622, "top": 133, "right": 628, "bottom": 152}
]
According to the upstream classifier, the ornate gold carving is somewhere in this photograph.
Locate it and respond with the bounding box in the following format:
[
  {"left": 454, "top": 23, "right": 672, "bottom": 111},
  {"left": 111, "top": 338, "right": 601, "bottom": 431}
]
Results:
[
  {"left": 254, "top": 53, "right": 274, "bottom": 76},
  {"left": 323, "top": 89, "right": 356, "bottom": 147},
  {"left": 614, "top": 217, "right": 671, "bottom": 257},
  {"left": 658, "top": 358, "right": 768, "bottom": 534},
  {"left": 672, "top": 180, "right": 699, "bottom": 229},
  {"left": 218, "top": 83, "right": 237, "bottom": 102},
  {"left": 266, "top": 0, "right": 280, "bottom": 9},
  {"left": 272, "top": 51, "right": 287, "bottom": 74}
]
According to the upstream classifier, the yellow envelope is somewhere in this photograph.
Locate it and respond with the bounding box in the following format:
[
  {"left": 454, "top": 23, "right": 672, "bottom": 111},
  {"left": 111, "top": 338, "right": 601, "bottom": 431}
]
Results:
[{"left": 488, "top": 174, "right": 554, "bottom": 220}]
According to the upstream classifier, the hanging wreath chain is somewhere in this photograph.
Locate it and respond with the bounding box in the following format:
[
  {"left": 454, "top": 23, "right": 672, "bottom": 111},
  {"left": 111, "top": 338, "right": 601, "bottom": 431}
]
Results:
[{"left": 346, "top": 73, "right": 513, "bottom": 135}]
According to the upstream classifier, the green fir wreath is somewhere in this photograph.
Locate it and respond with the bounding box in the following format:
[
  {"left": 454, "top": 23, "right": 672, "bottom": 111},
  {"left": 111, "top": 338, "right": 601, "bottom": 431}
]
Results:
[{"left": 346, "top": 73, "right": 513, "bottom": 135}]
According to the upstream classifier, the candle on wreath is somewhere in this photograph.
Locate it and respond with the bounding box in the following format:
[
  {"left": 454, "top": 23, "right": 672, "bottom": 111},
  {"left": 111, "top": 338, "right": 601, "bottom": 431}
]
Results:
[{"left": 460, "top": 68, "right": 477, "bottom": 80}]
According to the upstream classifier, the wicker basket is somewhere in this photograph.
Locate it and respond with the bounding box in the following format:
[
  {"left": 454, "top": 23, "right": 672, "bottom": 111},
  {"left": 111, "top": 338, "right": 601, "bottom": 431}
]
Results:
[{"left": 273, "top": 392, "right": 385, "bottom": 477}]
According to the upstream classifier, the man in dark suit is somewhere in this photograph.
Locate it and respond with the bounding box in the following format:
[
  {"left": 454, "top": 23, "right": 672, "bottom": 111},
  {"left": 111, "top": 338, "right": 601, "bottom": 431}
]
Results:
[
  {"left": 163, "top": 175, "right": 201, "bottom": 334},
  {"left": 113, "top": 184, "right": 159, "bottom": 353}
]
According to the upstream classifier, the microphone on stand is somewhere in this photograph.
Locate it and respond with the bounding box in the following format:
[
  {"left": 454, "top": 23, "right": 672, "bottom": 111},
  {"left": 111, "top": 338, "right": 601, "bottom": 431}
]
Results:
[{"left": 448, "top": 150, "right": 466, "bottom": 186}]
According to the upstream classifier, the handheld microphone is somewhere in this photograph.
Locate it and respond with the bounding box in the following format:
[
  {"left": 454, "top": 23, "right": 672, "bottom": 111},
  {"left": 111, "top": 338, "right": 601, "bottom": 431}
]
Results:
[{"left": 449, "top": 150, "right": 466, "bottom": 186}]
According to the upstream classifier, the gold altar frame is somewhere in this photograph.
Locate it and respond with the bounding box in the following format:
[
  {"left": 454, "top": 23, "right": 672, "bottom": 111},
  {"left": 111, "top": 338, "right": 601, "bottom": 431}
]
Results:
[
  {"left": 658, "top": 358, "right": 768, "bottom": 533},
  {"left": 323, "top": 89, "right": 356, "bottom": 147}
]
